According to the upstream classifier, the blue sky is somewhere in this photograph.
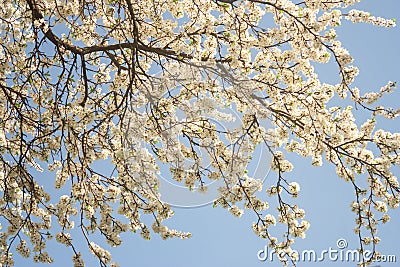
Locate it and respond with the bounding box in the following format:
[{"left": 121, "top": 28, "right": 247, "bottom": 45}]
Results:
[{"left": 11, "top": 0, "right": 400, "bottom": 266}]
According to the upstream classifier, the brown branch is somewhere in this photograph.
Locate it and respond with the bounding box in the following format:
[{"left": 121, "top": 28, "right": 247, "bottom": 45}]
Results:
[{"left": 27, "top": 0, "right": 231, "bottom": 64}]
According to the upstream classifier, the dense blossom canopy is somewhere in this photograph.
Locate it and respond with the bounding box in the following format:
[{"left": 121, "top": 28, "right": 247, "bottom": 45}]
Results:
[{"left": 0, "top": 0, "right": 399, "bottom": 266}]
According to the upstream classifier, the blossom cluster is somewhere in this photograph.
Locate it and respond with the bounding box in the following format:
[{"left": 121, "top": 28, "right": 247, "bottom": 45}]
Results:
[{"left": 0, "top": 0, "right": 398, "bottom": 266}]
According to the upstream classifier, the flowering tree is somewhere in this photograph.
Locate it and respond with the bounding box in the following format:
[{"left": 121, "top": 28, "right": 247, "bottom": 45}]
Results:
[{"left": 0, "top": 0, "right": 399, "bottom": 266}]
